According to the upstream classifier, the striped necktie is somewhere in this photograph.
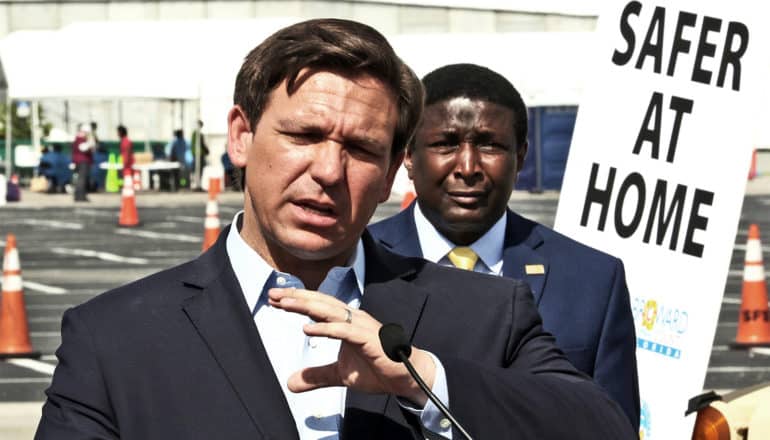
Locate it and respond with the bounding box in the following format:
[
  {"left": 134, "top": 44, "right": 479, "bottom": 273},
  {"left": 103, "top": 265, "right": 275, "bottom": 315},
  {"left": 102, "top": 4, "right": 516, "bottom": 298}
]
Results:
[{"left": 447, "top": 247, "right": 478, "bottom": 271}]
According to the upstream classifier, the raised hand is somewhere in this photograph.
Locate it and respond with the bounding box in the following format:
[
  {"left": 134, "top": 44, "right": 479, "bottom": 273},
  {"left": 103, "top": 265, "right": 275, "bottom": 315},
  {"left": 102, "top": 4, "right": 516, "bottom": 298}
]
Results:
[{"left": 268, "top": 287, "right": 435, "bottom": 406}]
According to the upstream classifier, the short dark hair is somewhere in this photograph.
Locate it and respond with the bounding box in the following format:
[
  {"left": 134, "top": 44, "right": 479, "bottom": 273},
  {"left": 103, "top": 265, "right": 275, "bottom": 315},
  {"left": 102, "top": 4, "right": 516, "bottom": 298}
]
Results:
[
  {"left": 117, "top": 125, "right": 127, "bottom": 137},
  {"left": 233, "top": 18, "right": 423, "bottom": 158},
  {"left": 421, "top": 63, "right": 528, "bottom": 149}
]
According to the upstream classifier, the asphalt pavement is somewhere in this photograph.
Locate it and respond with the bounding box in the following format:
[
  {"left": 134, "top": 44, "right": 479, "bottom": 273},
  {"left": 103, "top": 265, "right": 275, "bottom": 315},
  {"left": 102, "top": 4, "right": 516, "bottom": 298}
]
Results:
[{"left": 1, "top": 177, "right": 769, "bottom": 438}]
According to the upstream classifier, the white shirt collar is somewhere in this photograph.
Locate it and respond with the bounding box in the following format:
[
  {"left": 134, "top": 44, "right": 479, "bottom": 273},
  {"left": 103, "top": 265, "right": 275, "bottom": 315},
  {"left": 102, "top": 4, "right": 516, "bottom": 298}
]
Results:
[
  {"left": 413, "top": 202, "right": 506, "bottom": 274},
  {"left": 225, "top": 211, "right": 365, "bottom": 312}
]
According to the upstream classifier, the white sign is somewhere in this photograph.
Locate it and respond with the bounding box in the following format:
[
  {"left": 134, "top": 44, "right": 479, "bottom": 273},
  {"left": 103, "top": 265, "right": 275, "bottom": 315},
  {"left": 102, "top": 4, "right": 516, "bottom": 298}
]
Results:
[{"left": 554, "top": 1, "right": 767, "bottom": 438}]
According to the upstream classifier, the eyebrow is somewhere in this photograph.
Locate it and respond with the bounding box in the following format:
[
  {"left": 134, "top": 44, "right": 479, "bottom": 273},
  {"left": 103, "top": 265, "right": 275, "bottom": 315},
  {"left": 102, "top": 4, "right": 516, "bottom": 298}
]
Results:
[{"left": 276, "top": 118, "right": 387, "bottom": 151}]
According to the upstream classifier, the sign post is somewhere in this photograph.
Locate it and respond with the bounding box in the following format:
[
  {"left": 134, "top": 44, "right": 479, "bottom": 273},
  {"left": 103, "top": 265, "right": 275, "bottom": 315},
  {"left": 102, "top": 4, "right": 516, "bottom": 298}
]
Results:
[{"left": 554, "top": 1, "right": 768, "bottom": 438}]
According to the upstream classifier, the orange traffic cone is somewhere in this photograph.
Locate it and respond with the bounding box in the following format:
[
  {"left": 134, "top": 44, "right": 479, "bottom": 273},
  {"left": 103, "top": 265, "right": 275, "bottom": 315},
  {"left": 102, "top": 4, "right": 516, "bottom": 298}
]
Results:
[
  {"left": 209, "top": 175, "right": 221, "bottom": 198},
  {"left": 133, "top": 170, "right": 141, "bottom": 191},
  {"left": 0, "top": 234, "right": 40, "bottom": 358},
  {"left": 118, "top": 174, "right": 140, "bottom": 227},
  {"left": 734, "top": 224, "right": 770, "bottom": 347},
  {"left": 749, "top": 149, "right": 758, "bottom": 180},
  {"left": 400, "top": 190, "right": 416, "bottom": 210},
  {"left": 202, "top": 177, "right": 221, "bottom": 251},
  {"left": 400, "top": 181, "right": 416, "bottom": 210}
]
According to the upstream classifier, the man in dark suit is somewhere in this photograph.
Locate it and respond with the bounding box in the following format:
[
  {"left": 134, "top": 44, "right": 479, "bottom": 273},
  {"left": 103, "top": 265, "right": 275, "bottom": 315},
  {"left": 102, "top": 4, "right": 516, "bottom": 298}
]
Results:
[
  {"left": 369, "top": 63, "right": 640, "bottom": 429},
  {"left": 36, "top": 21, "right": 635, "bottom": 439}
]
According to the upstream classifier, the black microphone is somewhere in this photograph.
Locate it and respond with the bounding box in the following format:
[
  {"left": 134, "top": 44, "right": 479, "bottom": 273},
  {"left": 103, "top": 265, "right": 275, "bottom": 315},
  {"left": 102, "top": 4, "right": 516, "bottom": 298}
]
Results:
[{"left": 378, "top": 323, "right": 474, "bottom": 440}]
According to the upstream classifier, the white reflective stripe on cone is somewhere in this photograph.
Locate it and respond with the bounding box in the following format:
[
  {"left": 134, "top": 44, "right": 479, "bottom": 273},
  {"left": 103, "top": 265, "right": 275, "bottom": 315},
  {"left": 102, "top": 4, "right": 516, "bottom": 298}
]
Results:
[
  {"left": 746, "top": 239, "right": 764, "bottom": 263},
  {"left": 2, "top": 274, "right": 23, "bottom": 292},
  {"left": 3, "top": 250, "right": 19, "bottom": 271},
  {"left": 744, "top": 264, "right": 766, "bottom": 282},
  {"left": 204, "top": 216, "right": 220, "bottom": 228}
]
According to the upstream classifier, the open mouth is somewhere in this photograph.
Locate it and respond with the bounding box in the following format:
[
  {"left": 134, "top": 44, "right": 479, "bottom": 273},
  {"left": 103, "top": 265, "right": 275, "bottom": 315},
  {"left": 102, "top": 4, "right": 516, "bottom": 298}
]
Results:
[{"left": 294, "top": 200, "right": 337, "bottom": 217}]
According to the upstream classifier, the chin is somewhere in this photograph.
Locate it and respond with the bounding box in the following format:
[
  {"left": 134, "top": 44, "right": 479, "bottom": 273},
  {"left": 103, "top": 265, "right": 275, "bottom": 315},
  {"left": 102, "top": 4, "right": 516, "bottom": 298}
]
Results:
[{"left": 281, "top": 231, "right": 349, "bottom": 261}]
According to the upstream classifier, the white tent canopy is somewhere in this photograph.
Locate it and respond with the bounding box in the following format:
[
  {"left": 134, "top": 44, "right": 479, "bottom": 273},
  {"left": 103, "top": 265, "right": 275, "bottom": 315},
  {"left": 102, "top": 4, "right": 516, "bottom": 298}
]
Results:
[
  {"left": 390, "top": 32, "right": 595, "bottom": 107},
  {"left": 2, "top": 18, "right": 767, "bottom": 147},
  {"left": 0, "top": 17, "right": 301, "bottom": 101},
  {"left": 0, "top": 19, "right": 594, "bottom": 133}
]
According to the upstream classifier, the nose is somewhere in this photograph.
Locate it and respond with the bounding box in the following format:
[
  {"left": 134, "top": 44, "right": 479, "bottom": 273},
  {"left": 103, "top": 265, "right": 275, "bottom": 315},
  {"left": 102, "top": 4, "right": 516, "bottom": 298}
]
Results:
[
  {"left": 454, "top": 143, "right": 481, "bottom": 180},
  {"left": 309, "top": 141, "right": 346, "bottom": 187}
]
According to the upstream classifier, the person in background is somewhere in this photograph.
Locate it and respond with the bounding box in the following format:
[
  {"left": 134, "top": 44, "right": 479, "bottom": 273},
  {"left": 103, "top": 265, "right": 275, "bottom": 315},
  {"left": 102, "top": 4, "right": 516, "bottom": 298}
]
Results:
[
  {"left": 221, "top": 147, "right": 235, "bottom": 190},
  {"left": 88, "top": 121, "right": 109, "bottom": 192},
  {"left": 38, "top": 146, "right": 55, "bottom": 193},
  {"left": 167, "top": 129, "right": 189, "bottom": 189},
  {"left": 39, "top": 144, "right": 71, "bottom": 193},
  {"left": 71, "top": 123, "right": 93, "bottom": 202},
  {"left": 118, "top": 125, "right": 133, "bottom": 179},
  {"left": 191, "top": 119, "right": 209, "bottom": 188},
  {"left": 368, "top": 63, "right": 640, "bottom": 429}
]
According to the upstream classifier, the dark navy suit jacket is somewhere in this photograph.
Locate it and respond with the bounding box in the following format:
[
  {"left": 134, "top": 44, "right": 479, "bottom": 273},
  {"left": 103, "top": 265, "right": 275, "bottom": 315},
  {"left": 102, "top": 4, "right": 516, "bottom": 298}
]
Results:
[
  {"left": 37, "top": 226, "right": 635, "bottom": 439},
  {"left": 368, "top": 203, "right": 640, "bottom": 429}
]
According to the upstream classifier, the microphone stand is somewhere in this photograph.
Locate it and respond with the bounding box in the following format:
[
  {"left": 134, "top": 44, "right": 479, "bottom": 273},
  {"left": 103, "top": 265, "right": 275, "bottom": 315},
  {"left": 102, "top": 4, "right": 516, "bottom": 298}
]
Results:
[{"left": 397, "top": 350, "right": 474, "bottom": 440}]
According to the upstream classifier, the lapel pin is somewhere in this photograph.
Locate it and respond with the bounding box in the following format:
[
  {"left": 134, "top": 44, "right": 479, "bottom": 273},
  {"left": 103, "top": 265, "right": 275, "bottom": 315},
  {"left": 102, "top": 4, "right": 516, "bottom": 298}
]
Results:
[{"left": 525, "top": 264, "right": 545, "bottom": 275}]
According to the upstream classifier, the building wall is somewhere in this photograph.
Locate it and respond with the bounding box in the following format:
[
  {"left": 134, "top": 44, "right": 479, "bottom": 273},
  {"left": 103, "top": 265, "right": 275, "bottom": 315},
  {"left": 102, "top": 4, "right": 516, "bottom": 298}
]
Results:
[{"left": 0, "top": 0, "right": 596, "bottom": 38}]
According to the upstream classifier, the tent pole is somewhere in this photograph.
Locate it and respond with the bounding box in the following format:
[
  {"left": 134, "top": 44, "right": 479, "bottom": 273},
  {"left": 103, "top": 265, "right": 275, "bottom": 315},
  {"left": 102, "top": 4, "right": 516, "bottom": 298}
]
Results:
[
  {"left": 5, "top": 96, "right": 11, "bottom": 176},
  {"left": 64, "top": 100, "right": 70, "bottom": 134},
  {"left": 144, "top": 100, "right": 150, "bottom": 153},
  {"left": 31, "top": 100, "right": 40, "bottom": 152}
]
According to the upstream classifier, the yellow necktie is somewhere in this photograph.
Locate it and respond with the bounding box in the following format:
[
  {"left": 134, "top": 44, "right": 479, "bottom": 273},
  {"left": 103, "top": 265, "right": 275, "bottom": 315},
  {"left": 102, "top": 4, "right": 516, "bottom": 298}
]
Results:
[{"left": 447, "top": 247, "right": 478, "bottom": 271}]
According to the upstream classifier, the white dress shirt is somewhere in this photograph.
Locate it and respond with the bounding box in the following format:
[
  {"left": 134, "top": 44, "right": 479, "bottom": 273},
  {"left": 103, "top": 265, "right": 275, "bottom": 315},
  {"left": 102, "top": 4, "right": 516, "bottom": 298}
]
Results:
[
  {"left": 226, "top": 212, "right": 451, "bottom": 439},
  {"left": 413, "top": 203, "right": 506, "bottom": 274}
]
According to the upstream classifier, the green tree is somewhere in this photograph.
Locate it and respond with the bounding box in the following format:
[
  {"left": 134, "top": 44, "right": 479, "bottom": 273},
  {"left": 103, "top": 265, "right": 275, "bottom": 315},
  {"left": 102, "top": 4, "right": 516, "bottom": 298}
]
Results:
[{"left": 0, "top": 102, "right": 52, "bottom": 140}]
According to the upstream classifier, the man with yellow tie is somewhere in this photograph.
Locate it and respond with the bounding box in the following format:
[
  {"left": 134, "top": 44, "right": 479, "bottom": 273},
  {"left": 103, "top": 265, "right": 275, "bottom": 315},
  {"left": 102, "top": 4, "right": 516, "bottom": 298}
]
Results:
[{"left": 368, "top": 63, "right": 640, "bottom": 430}]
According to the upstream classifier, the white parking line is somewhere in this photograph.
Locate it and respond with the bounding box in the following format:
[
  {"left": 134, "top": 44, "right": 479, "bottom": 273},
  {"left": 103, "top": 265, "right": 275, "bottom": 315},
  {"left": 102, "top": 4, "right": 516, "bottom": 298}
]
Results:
[
  {"left": 75, "top": 209, "right": 117, "bottom": 218},
  {"left": 168, "top": 215, "right": 204, "bottom": 223},
  {"left": 26, "top": 304, "right": 73, "bottom": 310},
  {"left": 14, "top": 219, "right": 84, "bottom": 230},
  {"left": 5, "top": 359, "right": 55, "bottom": 375},
  {"left": 28, "top": 317, "right": 64, "bottom": 323},
  {"left": 22, "top": 281, "right": 68, "bottom": 295},
  {"left": 721, "top": 297, "right": 741, "bottom": 305},
  {"left": 50, "top": 247, "right": 149, "bottom": 265},
  {"left": 750, "top": 347, "right": 770, "bottom": 357},
  {"left": 0, "top": 378, "right": 52, "bottom": 384},
  {"left": 30, "top": 332, "right": 61, "bottom": 337},
  {"left": 707, "top": 366, "right": 770, "bottom": 373},
  {"left": 0, "top": 280, "right": 68, "bottom": 295},
  {"left": 114, "top": 229, "right": 200, "bottom": 243}
]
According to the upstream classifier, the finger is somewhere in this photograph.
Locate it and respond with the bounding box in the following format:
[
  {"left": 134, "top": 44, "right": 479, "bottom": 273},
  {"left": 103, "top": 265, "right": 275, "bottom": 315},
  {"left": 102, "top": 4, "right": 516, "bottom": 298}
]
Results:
[
  {"left": 303, "top": 322, "right": 373, "bottom": 345},
  {"left": 268, "top": 287, "right": 346, "bottom": 308},
  {"left": 271, "top": 294, "right": 353, "bottom": 324},
  {"left": 287, "top": 363, "right": 341, "bottom": 393}
]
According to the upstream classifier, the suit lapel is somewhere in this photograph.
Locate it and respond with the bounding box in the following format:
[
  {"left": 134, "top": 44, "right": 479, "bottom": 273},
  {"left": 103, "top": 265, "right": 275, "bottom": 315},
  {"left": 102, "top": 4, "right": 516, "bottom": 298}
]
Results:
[
  {"left": 342, "top": 232, "right": 429, "bottom": 438},
  {"left": 501, "top": 210, "right": 550, "bottom": 304},
  {"left": 180, "top": 229, "right": 299, "bottom": 440},
  {"left": 374, "top": 203, "right": 423, "bottom": 257}
]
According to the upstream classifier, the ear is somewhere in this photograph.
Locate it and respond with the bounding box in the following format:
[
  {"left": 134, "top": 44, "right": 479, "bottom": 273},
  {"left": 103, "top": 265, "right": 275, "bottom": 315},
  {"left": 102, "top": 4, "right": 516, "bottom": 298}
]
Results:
[
  {"left": 379, "top": 150, "right": 406, "bottom": 203},
  {"left": 515, "top": 141, "right": 529, "bottom": 174},
  {"left": 227, "top": 105, "right": 253, "bottom": 168},
  {"left": 403, "top": 146, "right": 414, "bottom": 180}
]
